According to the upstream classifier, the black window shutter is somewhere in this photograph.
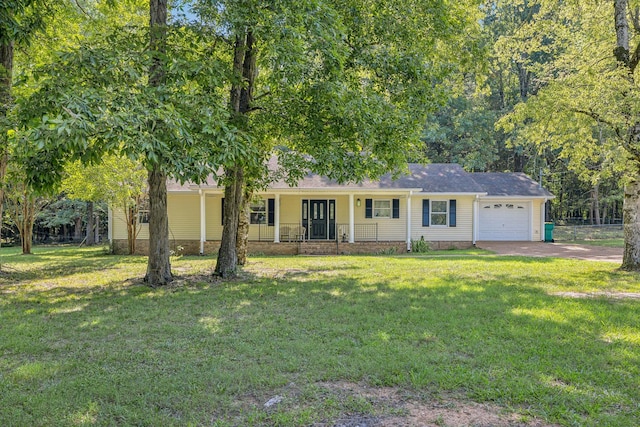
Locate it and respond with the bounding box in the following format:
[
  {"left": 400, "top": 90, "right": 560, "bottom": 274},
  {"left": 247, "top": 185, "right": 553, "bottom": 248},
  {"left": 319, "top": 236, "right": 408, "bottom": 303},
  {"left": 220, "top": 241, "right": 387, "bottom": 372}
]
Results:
[
  {"left": 449, "top": 199, "right": 457, "bottom": 227},
  {"left": 392, "top": 199, "right": 400, "bottom": 218},
  {"left": 422, "top": 199, "right": 430, "bottom": 227},
  {"left": 268, "top": 198, "right": 275, "bottom": 226},
  {"left": 221, "top": 198, "right": 225, "bottom": 225},
  {"left": 365, "top": 199, "right": 372, "bottom": 218}
]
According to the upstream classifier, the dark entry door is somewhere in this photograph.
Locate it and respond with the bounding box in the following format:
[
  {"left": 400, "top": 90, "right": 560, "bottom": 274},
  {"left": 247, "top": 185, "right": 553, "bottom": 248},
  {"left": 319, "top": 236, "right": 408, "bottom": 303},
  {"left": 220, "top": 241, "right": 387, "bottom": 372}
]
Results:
[{"left": 309, "top": 200, "right": 328, "bottom": 239}]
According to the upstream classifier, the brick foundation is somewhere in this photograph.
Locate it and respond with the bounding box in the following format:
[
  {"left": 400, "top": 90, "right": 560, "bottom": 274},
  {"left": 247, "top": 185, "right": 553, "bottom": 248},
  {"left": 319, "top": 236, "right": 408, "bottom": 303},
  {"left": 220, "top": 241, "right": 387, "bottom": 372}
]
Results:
[{"left": 111, "top": 239, "right": 472, "bottom": 256}]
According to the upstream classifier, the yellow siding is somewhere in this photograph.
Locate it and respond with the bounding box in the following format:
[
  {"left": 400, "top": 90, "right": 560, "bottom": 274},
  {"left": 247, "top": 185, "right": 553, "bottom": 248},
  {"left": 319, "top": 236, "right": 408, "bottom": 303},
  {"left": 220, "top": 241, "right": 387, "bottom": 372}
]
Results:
[
  {"left": 356, "top": 196, "right": 407, "bottom": 241},
  {"left": 111, "top": 207, "right": 149, "bottom": 239},
  {"left": 410, "top": 196, "right": 474, "bottom": 242},
  {"left": 112, "top": 191, "right": 539, "bottom": 244},
  {"left": 167, "top": 194, "right": 201, "bottom": 239},
  {"left": 533, "top": 199, "right": 543, "bottom": 241}
]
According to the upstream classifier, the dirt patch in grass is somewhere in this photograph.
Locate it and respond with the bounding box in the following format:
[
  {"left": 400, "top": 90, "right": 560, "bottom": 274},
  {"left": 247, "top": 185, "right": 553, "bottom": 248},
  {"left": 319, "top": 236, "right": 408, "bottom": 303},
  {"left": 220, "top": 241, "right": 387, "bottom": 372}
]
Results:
[
  {"left": 313, "top": 382, "right": 558, "bottom": 427},
  {"left": 551, "top": 291, "right": 640, "bottom": 300}
]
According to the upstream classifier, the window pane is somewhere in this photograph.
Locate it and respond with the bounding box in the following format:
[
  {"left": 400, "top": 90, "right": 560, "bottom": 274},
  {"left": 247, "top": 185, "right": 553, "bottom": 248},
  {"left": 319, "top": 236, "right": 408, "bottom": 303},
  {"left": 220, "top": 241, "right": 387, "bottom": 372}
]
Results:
[
  {"left": 431, "top": 213, "right": 447, "bottom": 226},
  {"left": 431, "top": 201, "right": 448, "bottom": 226},
  {"left": 432, "top": 201, "right": 447, "bottom": 213},
  {"left": 373, "top": 200, "right": 391, "bottom": 218},
  {"left": 250, "top": 199, "right": 266, "bottom": 224}
]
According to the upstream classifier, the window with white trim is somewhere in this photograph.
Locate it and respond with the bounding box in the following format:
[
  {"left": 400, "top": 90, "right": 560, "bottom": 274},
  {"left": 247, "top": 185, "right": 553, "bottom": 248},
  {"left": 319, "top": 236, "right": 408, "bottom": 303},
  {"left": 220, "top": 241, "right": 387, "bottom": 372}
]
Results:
[
  {"left": 250, "top": 199, "right": 266, "bottom": 224},
  {"left": 430, "top": 200, "right": 448, "bottom": 226},
  {"left": 138, "top": 197, "right": 150, "bottom": 224},
  {"left": 373, "top": 199, "right": 391, "bottom": 218}
]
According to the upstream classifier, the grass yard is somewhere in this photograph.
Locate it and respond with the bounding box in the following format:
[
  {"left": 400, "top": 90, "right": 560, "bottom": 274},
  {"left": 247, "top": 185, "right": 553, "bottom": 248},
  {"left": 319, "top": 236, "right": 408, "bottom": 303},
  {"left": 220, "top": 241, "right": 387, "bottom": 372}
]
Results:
[
  {"left": 560, "top": 239, "right": 625, "bottom": 248},
  {"left": 1, "top": 246, "right": 639, "bottom": 426}
]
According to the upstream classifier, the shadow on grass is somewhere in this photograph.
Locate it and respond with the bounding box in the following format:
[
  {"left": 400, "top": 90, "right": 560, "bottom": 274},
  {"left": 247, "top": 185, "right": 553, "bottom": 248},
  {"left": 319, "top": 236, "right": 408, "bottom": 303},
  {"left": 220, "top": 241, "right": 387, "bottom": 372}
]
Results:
[
  {"left": 1, "top": 253, "right": 638, "bottom": 426},
  {"left": 0, "top": 246, "right": 147, "bottom": 285}
]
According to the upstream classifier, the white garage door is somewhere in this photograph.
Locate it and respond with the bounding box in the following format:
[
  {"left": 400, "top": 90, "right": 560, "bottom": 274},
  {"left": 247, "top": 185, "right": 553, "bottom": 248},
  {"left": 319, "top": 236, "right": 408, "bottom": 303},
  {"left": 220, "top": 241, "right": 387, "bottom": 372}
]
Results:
[{"left": 479, "top": 201, "right": 530, "bottom": 241}]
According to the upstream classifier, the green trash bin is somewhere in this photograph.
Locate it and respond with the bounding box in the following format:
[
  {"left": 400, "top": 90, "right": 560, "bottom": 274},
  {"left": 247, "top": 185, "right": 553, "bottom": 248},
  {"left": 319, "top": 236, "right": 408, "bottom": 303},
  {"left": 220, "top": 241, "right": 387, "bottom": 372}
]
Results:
[{"left": 544, "top": 222, "right": 555, "bottom": 242}]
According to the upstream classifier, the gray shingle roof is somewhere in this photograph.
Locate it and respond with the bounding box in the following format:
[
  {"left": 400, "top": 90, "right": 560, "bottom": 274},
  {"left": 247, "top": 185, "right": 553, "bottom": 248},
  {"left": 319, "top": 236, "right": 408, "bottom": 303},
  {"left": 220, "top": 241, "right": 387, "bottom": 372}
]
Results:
[
  {"left": 177, "top": 163, "right": 553, "bottom": 197},
  {"left": 269, "top": 163, "right": 485, "bottom": 192},
  {"left": 470, "top": 172, "right": 553, "bottom": 197}
]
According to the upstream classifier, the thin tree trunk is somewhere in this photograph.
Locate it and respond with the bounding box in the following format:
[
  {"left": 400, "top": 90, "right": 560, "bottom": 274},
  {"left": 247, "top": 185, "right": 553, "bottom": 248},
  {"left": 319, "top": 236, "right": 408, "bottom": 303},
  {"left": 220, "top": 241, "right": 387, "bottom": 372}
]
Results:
[
  {"left": 19, "top": 191, "right": 34, "bottom": 255},
  {"left": 145, "top": 166, "right": 172, "bottom": 285},
  {"left": 592, "top": 184, "right": 601, "bottom": 226},
  {"left": 144, "top": 0, "right": 172, "bottom": 285},
  {"left": 236, "top": 189, "right": 251, "bottom": 265},
  {"left": 0, "top": 39, "right": 13, "bottom": 256},
  {"left": 95, "top": 211, "right": 100, "bottom": 243},
  {"left": 126, "top": 204, "right": 137, "bottom": 255},
  {"left": 74, "top": 216, "right": 83, "bottom": 241},
  {"left": 86, "top": 201, "right": 95, "bottom": 245}
]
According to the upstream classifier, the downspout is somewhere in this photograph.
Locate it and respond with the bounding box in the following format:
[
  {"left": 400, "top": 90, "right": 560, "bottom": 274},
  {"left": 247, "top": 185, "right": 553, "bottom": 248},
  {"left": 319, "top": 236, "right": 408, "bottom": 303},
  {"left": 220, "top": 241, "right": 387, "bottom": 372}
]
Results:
[
  {"left": 406, "top": 191, "right": 412, "bottom": 252},
  {"left": 199, "top": 189, "right": 206, "bottom": 254},
  {"left": 541, "top": 198, "right": 547, "bottom": 242},
  {"left": 472, "top": 195, "right": 478, "bottom": 246}
]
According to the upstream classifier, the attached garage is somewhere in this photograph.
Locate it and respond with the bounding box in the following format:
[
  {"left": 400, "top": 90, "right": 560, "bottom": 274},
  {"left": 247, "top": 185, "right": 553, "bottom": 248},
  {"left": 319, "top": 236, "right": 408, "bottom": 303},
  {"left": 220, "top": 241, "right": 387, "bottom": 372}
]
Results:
[{"left": 478, "top": 201, "right": 531, "bottom": 241}]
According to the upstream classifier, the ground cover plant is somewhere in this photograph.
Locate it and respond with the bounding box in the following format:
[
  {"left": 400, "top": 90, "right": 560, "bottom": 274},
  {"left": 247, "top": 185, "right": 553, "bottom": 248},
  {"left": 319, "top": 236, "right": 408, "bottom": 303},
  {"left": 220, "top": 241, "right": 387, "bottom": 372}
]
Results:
[{"left": 1, "top": 246, "right": 639, "bottom": 426}]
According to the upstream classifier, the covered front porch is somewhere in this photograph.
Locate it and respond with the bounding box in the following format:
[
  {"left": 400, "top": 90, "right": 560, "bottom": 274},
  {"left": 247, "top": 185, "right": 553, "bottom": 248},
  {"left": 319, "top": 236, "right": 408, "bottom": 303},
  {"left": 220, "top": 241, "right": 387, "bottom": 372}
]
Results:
[{"left": 195, "top": 190, "right": 416, "bottom": 254}]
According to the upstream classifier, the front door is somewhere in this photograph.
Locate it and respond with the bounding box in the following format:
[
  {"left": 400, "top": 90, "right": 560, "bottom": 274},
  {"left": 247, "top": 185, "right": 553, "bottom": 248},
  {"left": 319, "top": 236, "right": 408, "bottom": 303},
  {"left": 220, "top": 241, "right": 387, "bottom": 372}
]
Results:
[{"left": 309, "top": 200, "right": 328, "bottom": 239}]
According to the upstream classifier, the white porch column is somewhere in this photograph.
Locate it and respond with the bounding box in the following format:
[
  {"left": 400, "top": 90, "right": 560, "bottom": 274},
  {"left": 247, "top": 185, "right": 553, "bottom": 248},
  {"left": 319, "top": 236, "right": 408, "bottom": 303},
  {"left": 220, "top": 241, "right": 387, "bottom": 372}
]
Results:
[
  {"left": 348, "top": 194, "right": 355, "bottom": 243},
  {"left": 274, "top": 194, "right": 281, "bottom": 243},
  {"left": 406, "top": 192, "right": 412, "bottom": 251},
  {"left": 199, "top": 189, "right": 206, "bottom": 254}
]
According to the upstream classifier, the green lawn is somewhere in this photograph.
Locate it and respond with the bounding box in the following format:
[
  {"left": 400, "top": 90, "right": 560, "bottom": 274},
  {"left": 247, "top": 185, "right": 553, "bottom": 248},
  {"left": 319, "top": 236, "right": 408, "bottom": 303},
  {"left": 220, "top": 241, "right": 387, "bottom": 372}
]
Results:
[
  {"left": 558, "top": 239, "right": 625, "bottom": 248},
  {"left": 1, "top": 246, "right": 639, "bottom": 426}
]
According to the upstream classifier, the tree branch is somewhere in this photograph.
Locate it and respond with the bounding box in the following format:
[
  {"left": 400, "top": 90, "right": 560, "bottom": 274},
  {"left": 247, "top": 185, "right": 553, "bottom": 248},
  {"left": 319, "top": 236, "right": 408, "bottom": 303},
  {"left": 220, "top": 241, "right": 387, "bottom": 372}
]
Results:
[
  {"left": 253, "top": 91, "right": 271, "bottom": 102},
  {"left": 571, "top": 108, "right": 616, "bottom": 128}
]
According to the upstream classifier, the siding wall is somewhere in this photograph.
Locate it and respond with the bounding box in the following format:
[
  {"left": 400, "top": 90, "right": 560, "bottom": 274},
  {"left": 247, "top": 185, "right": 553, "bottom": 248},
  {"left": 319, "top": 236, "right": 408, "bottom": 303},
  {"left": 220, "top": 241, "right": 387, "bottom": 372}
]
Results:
[
  {"left": 533, "top": 199, "right": 543, "bottom": 241},
  {"left": 167, "top": 194, "right": 201, "bottom": 240},
  {"left": 110, "top": 191, "right": 542, "bottom": 244},
  {"left": 111, "top": 208, "right": 141, "bottom": 240},
  {"left": 410, "top": 196, "right": 474, "bottom": 242}
]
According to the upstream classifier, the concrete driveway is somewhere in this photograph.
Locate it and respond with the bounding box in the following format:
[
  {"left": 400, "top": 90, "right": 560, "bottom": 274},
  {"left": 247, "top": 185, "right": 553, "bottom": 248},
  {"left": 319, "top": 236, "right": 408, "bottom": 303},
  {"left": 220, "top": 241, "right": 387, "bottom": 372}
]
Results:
[{"left": 476, "top": 241, "right": 623, "bottom": 263}]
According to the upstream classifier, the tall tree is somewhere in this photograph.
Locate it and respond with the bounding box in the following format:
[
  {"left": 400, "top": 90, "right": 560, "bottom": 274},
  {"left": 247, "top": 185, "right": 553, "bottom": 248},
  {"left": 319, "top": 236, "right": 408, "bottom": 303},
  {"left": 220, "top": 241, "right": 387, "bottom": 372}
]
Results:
[
  {"left": 190, "top": 0, "right": 484, "bottom": 277},
  {"left": 17, "top": 2, "right": 230, "bottom": 284},
  {"left": 146, "top": 0, "right": 172, "bottom": 284},
  {"left": 63, "top": 157, "right": 147, "bottom": 254},
  {"left": 497, "top": 1, "right": 640, "bottom": 268},
  {"left": 3, "top": 165, "right": 48, "bottom": 254},
  {"left": 0, "top": 0, "right": 49, "bottom": 250}
]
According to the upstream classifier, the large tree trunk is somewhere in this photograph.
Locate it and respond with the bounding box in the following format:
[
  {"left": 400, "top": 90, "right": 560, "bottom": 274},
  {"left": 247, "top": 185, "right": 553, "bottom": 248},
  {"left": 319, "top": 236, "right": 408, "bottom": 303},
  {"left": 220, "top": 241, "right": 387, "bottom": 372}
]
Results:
[
  {"left": 236, "top": 189, "right": 251, "bottom": 265},
  {"left": 614, "top": 0, "right": 640, "bottom": 270},
  {"left": 145, "top": 166, "right": 172, "bottom": 285},
  {"left": 144, "top": 0, "right": 172, "bottom": 285},
  {"left": 216, "top": 167, "right": 244, "bottom": 277},
  {"left": 622, "top": 177, "right": 640, "bottom": 269},
  {"left": 85, "top": 201, "right": 95, "bottom": 245},
  {"left": 214, "top": 30, "right": 256, "bottom": 277}
]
